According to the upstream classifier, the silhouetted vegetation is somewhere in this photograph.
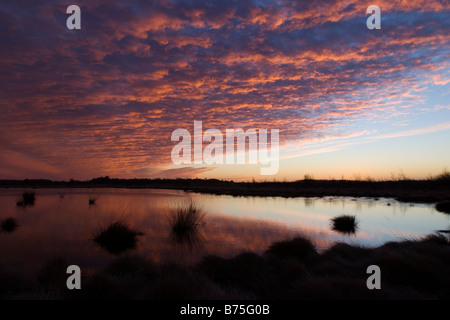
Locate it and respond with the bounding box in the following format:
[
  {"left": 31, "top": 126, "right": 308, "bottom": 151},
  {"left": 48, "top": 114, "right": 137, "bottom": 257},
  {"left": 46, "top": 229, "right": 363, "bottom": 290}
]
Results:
[
  {"left": 167, "top": 199, "right": 205, "bottom": 249},
  {"left": 0, "top": 265, "right": 33, "bottom": 299},
  {"left": 16, "top": 192, "right": 35, "bottom": 207},
  {"left": 432, "top": 169, "right": 450, "bottom": 182},
  {"left": 0, "top": 217, "right": 19, "bottom": 233},
  {"left": 37, "top": 256, "right": 69, "bottom": 298},
  {"left": 331, "top": 215, "right": 358, "bottom": 234},
  {"left": 198, "top": 252, "right": 275, "bottom": 298},
  {"left": 435, "top": 201, "right": 450, "bottom": 214},
  {"left": 266, "top": 236, "right": 317, "bottom": 260},
  {"left": 1, "top": 172, "right": 450, "bottom": 203},
  {"left": 93, "top": 220, "right": 143, "bottom": 254},
  {"left": 1, "top": 234, "right": 449, "bottom": 299},
  {"left": 424, "top": 232, "right": 449, "bottom": 245}
]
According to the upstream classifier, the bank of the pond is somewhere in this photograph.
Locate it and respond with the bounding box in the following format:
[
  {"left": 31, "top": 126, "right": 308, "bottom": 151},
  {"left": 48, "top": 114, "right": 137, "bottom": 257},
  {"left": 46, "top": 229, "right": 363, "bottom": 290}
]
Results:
[
  {"left": 2, "top": 178, "right": 450, "bottom": 203},
  {"left": 1, "top": 234, "right": 449, "bottom": 299}
]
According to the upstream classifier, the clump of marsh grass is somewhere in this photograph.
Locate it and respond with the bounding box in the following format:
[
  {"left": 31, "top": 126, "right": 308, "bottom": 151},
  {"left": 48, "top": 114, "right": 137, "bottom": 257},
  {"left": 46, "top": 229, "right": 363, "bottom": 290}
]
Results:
[
  {"left": 93, "top": 220, "right": 144, "bottom": 255},
  {"left": 16, "top": 192, "right": 35, "bottom": 207},
  {"left": 167, "top": 199, "right": 206, "bottom": 249},
  {"left": 1, "top": 217, "right": 19, "bottom": 233},
  {"left": 331, "top": 214, "right": 358, "bottom": 234},
  {"left": 435, "top": 201, "right": 450, "bottom": 214},
  {"left": 266, "top": 236, "right": 317, "bottom": 260}
]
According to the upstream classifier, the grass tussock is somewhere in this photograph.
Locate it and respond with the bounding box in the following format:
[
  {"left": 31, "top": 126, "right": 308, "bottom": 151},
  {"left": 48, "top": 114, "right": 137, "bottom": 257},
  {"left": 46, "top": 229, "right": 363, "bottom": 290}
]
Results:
[
  {"left": 93, "top": 220, "right": 144, "bottom": 255},
  {"left": 331, "top": 214, "right": 358, "bottom": 234},
  {"left": 167, "top": 199, "right": 206, "bottom": 249},
  {"left": 16, "top": 192, "right": 35, "bottom": 207},
  {"left": 1, "top": 217, "right": 19, "bottom": 233},
  {"left": 435, "top": 201, "right": 450, "bottom": 214},
  {"left": 266, "top": 236, "right": 317, "bottom": 261}
]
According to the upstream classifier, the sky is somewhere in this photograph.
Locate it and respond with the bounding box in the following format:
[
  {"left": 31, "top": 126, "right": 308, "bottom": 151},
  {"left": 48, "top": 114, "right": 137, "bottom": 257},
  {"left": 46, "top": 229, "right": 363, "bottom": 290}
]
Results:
[{"left": 0, "top": 0, "right": 449, "bottom": 181}]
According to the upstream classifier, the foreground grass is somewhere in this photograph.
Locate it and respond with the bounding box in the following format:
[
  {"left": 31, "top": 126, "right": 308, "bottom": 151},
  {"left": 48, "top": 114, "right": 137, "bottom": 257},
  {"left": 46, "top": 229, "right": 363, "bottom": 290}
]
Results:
[{"left": 1, "top": 234, "right": 449, "bottom": 299}]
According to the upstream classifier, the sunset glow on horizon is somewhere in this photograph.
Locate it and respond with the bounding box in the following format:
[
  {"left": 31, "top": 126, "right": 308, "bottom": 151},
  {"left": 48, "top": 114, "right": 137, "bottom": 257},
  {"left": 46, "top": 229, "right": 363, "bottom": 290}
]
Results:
[{"left": 1, "top": 0, "right": 449, "bottom": 181}]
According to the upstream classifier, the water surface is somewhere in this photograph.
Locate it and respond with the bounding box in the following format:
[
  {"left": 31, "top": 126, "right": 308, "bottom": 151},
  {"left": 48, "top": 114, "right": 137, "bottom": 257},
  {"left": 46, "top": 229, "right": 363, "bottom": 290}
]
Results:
[{"left": 0, "top": 188, "right": 448, "bottom": 273}]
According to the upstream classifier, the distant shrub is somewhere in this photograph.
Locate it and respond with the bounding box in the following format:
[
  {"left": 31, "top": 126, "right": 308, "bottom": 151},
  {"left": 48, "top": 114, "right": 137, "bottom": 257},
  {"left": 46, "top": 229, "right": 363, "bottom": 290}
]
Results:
[
  {"left": 16, "top": 192, "right": 35, "bottom": 207},
  {"left": 435, "top": 201, "right": 450, "bottom": 214},
  {"left": 1, "top": 217, "right": 19, "bottom": 233}
]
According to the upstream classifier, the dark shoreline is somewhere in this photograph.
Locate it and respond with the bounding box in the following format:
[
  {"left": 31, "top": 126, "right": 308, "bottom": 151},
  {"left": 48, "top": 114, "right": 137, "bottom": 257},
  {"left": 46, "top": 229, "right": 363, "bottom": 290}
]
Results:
[
  {"left": 2, "top": 234, "right": 449, "bottom": 300},
  {"left": 1, "top": 177, "right": 450, "bottom": 203}
]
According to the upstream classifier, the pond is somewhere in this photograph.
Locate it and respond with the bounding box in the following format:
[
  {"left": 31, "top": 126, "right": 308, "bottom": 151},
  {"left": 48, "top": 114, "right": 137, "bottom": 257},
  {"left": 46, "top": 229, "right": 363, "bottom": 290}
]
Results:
[{"left": 0, "top": 188, "right": 448, "bottom": 274}]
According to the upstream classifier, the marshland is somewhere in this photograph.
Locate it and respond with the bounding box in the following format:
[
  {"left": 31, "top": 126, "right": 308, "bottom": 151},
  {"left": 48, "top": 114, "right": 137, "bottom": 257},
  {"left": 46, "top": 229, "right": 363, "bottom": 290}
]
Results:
[{"left": 0, "top": 182, "right": 449, "bottom": 299}]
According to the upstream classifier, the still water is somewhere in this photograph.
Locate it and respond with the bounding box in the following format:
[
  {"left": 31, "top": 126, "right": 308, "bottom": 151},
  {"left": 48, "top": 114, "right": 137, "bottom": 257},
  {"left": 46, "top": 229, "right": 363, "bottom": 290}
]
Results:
[{"left": 0, "top": 188, "right": 448, "bottom": 273}]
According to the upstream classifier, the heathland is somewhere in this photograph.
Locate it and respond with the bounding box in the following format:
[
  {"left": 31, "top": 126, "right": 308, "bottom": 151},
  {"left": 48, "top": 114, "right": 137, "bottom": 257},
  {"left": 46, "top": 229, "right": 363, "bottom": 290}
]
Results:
[
  {"left": 1, "top": 173, "right": 449, "bottom": 299},
  {"left": 1, "top": 171, "right": 450, "bottom": 203}
]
